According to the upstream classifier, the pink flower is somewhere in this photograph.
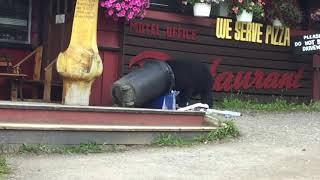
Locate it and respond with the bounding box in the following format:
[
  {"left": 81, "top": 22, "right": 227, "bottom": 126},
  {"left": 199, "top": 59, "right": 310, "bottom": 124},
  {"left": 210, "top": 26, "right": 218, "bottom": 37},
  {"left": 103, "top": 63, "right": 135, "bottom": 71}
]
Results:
[
  {"left": 121, "top": 2, "right": 126, "bottom": 8},
  {"left": 106, "top": 2, "right": 112, "bottom": 8},
  {"left": 238, "top": 0, "right": 243, "bottom": 3},
  {"left": 133, "top": 7, "right": 140, "bottom": 13},
  {"left": 108, "top": 9, "right": 114, "bottom": 16},
  {"left": 115, "top": 3, "right": 121, "bottom": 11},
  {"left": 117, "top": 10, "right": 126, "bottom": 17},
  {"left": 100, "top": 0, "right": 150, "bottom": 21},
  {"left": 128, "top": 11, "right": 134, "bottom": 19},
  {"left": 232, "top": 6, "right": 239, "bottom": 14}
]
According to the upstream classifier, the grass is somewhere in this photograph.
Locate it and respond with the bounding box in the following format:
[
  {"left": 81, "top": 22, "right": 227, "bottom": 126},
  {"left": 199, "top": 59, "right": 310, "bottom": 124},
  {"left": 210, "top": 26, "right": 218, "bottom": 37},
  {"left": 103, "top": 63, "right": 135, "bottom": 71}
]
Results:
[
  {"left": 0, "top": 156, "right": 9, "bottom": 177},
  {"left": 18, "top": 142, "right": 122, "bottom": 155},
  {"left": 153, "top": 120, "right": 240, "bottom": 146},
  {"left": 216, "top": 96, "right": 320, "bottom": 112}
]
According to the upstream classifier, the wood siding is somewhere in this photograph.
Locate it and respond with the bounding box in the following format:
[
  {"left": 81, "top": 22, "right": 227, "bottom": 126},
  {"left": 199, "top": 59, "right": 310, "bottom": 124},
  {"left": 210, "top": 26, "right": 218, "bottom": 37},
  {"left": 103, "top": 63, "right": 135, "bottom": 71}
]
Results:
[{"left": 123, "top": 18, "right": 313, "bottom": 102}]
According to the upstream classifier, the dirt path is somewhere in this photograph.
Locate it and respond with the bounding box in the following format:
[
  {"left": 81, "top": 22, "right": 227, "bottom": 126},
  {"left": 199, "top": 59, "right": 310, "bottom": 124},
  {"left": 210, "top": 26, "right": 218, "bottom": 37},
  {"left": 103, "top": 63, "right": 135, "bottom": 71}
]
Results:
[{"left": 5, "top": 112, "right": 320, "bottom": 180}]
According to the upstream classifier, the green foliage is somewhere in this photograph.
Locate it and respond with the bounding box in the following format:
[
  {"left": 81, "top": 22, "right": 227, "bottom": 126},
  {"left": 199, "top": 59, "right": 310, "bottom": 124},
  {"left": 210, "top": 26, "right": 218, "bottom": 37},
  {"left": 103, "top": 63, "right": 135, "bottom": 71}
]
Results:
[
  {"left": 153, "top": 120, "right": 240, "bottom": 146},
  {"left": 251, "top": 1, "right": 265, "bottom": 21},
  {"left": 153, "top": 134, "right": 194, "bottom": 146},
  {"left": 19, "top": 142, "right": 105, "bottom": 155},
  {"left": 0, "top": 156, "right": 9, "bottom": 177},
  {"left": 217, "top": 96, "right": 320, "bottom": 112},
  {"left": 63, "top": 142, "right": 104, "bottom": 154},
  {"left": 196, "top": 121, "right": 240, "bottom": 142},
  {"left": 278, "top": 1, "right": 302, "bottom": 27},
  {"left": 265, "top": 0, "right": 302, "bottom": 27}
]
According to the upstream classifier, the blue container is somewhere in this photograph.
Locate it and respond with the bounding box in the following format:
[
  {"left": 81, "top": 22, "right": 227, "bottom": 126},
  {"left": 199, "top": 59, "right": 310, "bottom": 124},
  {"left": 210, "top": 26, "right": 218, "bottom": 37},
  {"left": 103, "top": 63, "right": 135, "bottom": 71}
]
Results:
[{"left": 147, "top": 91, "right": 179, "bottom": 110}]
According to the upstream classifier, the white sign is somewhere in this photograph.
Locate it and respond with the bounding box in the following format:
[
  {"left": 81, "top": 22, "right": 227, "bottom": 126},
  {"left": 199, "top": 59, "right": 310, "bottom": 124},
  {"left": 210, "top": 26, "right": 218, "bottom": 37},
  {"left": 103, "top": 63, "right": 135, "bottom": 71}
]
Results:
[
  {"left": 55, "top": 14, "right": 65, "bottom": 24},
  {"left": 294, "top": 33, "right": 320, "bottom": 54}
]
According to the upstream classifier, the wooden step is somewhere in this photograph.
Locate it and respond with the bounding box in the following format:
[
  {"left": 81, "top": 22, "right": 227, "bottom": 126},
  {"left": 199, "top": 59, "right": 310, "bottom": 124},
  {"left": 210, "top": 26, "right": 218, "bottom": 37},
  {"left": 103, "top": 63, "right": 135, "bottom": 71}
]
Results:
[
  {"left": 0, "top": 101, "right": 206, "bottom": 126},
  {"left": 0, "top": 122, "right": 218, "bottom": 145}
]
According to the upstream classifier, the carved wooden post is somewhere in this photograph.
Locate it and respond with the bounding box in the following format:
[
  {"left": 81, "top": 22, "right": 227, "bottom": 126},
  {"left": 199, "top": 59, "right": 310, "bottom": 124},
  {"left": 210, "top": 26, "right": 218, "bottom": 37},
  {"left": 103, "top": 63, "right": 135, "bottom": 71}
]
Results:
[{"left": 57, "top": 0, "right": 103, "bottom": 105}]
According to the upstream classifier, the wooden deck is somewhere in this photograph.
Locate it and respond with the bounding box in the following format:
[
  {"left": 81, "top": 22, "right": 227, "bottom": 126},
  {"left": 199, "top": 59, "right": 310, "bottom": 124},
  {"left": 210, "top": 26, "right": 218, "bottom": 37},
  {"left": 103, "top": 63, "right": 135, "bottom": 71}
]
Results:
[{"left": 0, "top": 101, "right": 218, "bottom": 144}]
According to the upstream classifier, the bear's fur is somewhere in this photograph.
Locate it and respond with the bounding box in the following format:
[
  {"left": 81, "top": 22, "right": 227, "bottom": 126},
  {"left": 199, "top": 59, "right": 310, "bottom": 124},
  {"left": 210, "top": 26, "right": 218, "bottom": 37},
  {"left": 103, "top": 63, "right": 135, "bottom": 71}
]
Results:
[{"left": 166, "top": 59, "right": 214, "bottom": 108}]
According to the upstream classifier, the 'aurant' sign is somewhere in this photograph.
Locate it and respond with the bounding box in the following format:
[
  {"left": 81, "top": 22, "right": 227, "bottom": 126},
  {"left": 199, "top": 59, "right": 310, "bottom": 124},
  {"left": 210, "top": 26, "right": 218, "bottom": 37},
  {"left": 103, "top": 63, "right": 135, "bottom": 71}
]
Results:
[{"left": 211, "top": 59, "right": 304, "bottom": 92}]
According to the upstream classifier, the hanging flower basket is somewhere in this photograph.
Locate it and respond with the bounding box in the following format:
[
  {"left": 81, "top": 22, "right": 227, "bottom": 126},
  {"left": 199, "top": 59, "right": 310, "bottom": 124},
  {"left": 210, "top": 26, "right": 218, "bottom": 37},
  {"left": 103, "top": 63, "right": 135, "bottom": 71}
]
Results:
[
  {"left": 231, "top": 0, "right": 265, "bottom": 23},
  {"left": 236, "top": 9, "right": 253, "bottom": 22},
  {"left": 100, "top": 0, "right": 150, "bottom": 21},
  {"left": 265, "top": 1, "right": 302, "bottom": 28},
  {"left": 193, "top": 3, "right": 212, "bottom": 17},
  {"left": 186, "top": 0, "right": 224, "bottom": 17}
]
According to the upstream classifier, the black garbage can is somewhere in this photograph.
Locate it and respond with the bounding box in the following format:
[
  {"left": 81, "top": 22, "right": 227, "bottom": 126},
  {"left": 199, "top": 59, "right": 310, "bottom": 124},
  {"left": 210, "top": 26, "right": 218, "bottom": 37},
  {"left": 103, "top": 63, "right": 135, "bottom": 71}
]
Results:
[{"left": 112, "top": 60, "right": 175, "bottom": 107}]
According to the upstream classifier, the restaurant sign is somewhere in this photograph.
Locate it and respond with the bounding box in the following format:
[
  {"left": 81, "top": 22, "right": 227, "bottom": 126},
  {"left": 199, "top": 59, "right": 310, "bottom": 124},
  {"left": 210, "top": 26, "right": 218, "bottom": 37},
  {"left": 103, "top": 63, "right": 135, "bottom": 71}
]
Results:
[{"left": 215, "top": 18, "right": 290, "bottom": 47}]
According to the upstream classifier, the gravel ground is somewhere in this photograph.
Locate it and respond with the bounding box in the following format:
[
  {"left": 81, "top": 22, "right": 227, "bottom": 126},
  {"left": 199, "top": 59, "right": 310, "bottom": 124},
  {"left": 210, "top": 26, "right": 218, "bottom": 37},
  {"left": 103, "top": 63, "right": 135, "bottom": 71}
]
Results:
[{"left": 5, "top": 112, "right": 320, "bottom": 180}]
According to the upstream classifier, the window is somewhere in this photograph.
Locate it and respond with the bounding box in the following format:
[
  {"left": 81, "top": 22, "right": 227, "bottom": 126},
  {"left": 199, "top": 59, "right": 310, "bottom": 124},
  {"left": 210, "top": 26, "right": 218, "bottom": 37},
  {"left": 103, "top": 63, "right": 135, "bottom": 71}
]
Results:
[{"left": 0, "top": 0, "right": 32, "bottom": 44}]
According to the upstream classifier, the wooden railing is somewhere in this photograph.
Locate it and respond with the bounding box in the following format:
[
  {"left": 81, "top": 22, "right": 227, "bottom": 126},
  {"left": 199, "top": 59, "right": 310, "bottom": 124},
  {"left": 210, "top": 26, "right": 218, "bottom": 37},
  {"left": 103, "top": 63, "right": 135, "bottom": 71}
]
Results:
[
  {"left": 43, "top": 58, "right": 58, "bottom": 102},
  {"left": 13, "top": 46, "right": 43, "bottom": 81}
]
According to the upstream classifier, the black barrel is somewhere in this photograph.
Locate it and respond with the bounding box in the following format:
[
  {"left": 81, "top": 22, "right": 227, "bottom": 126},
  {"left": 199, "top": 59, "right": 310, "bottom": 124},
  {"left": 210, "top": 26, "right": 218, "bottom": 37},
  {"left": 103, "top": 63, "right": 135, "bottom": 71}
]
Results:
[{"left": 112, "top": 60, "right": 175, "bottom": 107}]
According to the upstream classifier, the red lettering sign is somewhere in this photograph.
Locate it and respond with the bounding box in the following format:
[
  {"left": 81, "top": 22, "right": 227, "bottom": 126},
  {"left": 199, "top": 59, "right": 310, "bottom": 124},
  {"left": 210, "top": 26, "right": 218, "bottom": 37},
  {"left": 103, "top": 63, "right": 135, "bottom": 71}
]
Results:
[
  {"left": 129, "top": 22, "right": 197, "bottom": 41},
  {"left": 211, "top": 60, "right": 304, "bottom": 91},
  {"left": 129, "top": 22, "right": 160, "bottom": 36}
]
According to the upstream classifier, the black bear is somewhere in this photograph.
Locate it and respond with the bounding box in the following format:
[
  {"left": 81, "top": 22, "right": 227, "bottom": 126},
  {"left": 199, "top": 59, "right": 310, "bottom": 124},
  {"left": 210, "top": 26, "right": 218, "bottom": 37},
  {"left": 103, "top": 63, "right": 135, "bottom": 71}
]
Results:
[{"left": 166, "top": 59, "right": 214, "bottom": 108}]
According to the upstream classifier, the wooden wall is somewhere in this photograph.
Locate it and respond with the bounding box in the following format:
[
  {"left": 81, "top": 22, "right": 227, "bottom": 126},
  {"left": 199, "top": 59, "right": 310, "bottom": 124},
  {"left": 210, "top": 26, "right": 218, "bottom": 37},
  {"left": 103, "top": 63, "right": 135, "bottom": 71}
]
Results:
[
  {"left": 0, "top": 7, "right": 315, "bottom": 104},
  {"left": 122, "top": 17, "right": 314, "bottom": 103},
  {"left": 90, "top": 10, "right": 123, "bottom": 106}
]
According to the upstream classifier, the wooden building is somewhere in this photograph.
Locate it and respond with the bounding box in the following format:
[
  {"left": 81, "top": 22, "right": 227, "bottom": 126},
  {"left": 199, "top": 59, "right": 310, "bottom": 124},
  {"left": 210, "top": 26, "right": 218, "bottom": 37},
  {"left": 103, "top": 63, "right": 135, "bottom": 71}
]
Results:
[{"left": 0, "top": 0, "right": 319, "bottom": 106}]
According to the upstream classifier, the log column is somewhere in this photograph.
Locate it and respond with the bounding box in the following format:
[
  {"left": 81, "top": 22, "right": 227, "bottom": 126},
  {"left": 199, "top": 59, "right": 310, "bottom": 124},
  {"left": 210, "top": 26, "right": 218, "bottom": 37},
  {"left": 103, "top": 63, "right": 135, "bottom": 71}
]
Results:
[{"left": 57, "top": 0, "right": 103, "bottom": 105}]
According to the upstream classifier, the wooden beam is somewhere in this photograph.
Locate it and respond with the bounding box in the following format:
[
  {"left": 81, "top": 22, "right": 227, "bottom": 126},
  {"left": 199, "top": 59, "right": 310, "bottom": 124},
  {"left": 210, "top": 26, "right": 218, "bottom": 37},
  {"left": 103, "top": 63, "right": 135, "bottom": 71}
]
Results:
[
  {"left": 33, "top": 46, "right": 43, "bottom": 81},
  {"left": 43, "top": 63, "right": 53, "bottom": 102}
]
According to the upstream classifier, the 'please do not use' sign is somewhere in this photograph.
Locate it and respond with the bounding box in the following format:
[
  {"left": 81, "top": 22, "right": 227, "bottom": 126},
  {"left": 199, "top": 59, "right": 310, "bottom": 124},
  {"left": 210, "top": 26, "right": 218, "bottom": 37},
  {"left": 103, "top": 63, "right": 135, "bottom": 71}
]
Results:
[{"left": 293, "top": 33, "right": 320, "bottom": 55}]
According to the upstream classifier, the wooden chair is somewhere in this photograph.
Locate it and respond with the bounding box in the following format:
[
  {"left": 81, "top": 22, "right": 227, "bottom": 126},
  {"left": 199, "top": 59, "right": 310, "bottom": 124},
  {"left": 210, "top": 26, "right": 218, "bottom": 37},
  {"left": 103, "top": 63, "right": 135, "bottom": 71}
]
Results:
[
  {"left": 1, "top": 46, "right": 62, "bottom": 102},
  {"left": 0, "top": 54, "right": 28, "bottom": 101},
  {"left": 13, "top": 46, "right": 43, "bottom": 100},
  {"left": 13, "top": 46, "right": 62, "bottom": 102}
]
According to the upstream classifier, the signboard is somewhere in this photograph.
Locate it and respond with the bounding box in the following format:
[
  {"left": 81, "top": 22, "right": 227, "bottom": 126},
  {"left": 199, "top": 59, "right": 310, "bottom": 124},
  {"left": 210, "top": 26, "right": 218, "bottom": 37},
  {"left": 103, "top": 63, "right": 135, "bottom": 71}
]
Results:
[
  {"left": 129, "top": 21, "right": 198, "bottom": 41},
  {"left": 215, "top": 18, "right": 291, "bottom": 47},
  {"left": 293, "top": 33, "right": 320, "bottom": 55}
]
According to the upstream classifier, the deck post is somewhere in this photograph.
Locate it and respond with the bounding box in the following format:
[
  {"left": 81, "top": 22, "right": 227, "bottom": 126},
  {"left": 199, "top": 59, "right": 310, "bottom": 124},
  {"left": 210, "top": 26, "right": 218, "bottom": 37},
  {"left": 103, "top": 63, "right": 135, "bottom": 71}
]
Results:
[{"left": 313, "top": 53, "right": 320, "bottom": 101}]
